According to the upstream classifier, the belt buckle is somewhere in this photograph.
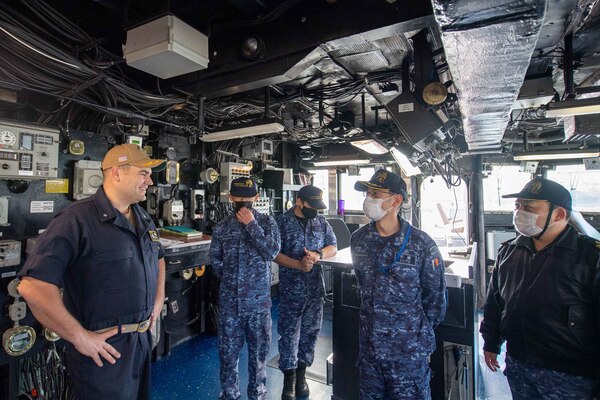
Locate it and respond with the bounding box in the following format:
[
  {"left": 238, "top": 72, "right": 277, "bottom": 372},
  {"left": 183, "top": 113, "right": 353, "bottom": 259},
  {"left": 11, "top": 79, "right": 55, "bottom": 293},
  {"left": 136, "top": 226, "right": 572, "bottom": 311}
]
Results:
[{"left": 137, "top": 319, "right": 150, "bottom": 333}]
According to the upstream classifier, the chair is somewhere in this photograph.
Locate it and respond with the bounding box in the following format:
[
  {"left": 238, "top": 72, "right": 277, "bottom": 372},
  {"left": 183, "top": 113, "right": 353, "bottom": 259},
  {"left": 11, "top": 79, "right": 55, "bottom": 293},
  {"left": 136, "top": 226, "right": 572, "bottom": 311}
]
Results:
[{"left": 327, "top": 218, "right": 351, "bottom": 250}]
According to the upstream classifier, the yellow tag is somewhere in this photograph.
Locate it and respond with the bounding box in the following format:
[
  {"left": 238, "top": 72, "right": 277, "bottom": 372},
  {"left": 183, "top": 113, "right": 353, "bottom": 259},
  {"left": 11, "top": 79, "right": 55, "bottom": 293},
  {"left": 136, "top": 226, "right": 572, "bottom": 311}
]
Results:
[
  {"left": 45, "top": 179, "right": 69, "bottom": 193},
  {"left": 149, "top": 230, "right": 160, "bottom": 242}
]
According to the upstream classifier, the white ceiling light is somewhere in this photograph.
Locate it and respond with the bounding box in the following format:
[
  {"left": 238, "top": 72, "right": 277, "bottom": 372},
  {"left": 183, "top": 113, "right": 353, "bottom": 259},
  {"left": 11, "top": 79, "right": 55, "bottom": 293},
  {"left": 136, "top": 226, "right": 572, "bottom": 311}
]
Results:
[
  {"left": 545, "top": 97, "right": 600, "bottom": 118},
  {"left": 312, "top": 159, "right": 370, "bottom": 167},
  {"left": 200, "top": 120, "right": 284, "bottom": 142},
  {"left": 390, "top": 147, "right": 421, "bottom": 176},
  {"left": 513, "top": 150, "right": 600, "bottom": 161},
  {"left": 349, "top": 139, "right": 389, "bottom": 155}
]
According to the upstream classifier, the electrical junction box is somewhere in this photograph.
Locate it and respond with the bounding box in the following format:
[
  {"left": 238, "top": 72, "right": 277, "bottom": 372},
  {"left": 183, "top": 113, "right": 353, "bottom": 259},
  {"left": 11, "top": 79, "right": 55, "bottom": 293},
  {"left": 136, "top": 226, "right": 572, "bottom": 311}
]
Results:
[
  {"left": 163, "top": 199, "right": 184, "bottom": 224},
  {"left": 513, "top": 77, "right": 555, "bottom": 110},
  {"left": 73, "top": 160, "right": 103, "bottom": 200},
  {"left": 242, "top": 139, "right": 274, "bottom": 159},
  {"left": 126, "top": 135, "right": 144, "bottom": 146},
  {"left": 123, "top": 15, "right": 209, "bottom": 79},
  {"left": 444, "top": 273, "right": 462, "bottom": 289},
  {"left": 0, "top": 240, "right": 22, "bottom": 268}
]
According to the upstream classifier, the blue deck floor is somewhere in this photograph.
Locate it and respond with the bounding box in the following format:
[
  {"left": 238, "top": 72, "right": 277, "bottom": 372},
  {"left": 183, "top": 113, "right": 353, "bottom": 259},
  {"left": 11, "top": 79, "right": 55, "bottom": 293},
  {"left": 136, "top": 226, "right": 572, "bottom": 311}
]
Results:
[{"left": 151, "top": 299, "right": 332, "bottom": 400}]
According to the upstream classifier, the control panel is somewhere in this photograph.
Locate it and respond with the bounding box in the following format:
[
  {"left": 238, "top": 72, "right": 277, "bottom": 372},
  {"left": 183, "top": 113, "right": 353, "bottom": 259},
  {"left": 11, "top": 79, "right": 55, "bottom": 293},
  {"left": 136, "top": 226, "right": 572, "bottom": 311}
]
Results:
[
  {"left": 219, "top": 162, "right": 252, "bottom": 202},
  {"left": 0, "top": 240, "right": 21, "bottom": 268},
  {"left": 253, "top": 198, "right": 270, "bottom": 215},
  {"left": 0, "top": 120, "right": 60, "bottom": 179}
]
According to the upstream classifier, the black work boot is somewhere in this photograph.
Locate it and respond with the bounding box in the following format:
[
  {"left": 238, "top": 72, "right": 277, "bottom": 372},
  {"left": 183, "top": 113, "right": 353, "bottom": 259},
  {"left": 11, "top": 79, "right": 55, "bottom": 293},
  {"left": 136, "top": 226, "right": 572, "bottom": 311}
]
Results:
[
  {"left": 295, "top": 363, "right": 310, "bottom": 397},
  {"left": 282, "top": 369, "right": 296, "bottom": 400}
]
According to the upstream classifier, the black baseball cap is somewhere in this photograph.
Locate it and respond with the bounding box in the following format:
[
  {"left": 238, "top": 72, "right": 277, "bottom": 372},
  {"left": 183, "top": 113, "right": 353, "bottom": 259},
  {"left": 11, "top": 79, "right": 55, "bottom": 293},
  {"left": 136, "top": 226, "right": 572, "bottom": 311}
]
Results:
[
  {"left": 230, "top": 177, "right": 258, "bottom": 197},
  {"left": 298, "top": 185, "right": 327, "bottom": 209},
  {"left": 354, "top": 169, "right": 407, "bottom": 196},
  {"left": 502, "top": 177, "right": 572, "bottom": 211}
]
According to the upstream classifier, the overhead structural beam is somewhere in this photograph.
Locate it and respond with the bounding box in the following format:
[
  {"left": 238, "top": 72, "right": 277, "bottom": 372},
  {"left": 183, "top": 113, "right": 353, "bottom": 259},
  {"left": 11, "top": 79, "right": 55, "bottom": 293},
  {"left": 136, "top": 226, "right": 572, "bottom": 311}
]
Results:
[{"left": 169, "top": 1, "right": 435, "bottom": 98}]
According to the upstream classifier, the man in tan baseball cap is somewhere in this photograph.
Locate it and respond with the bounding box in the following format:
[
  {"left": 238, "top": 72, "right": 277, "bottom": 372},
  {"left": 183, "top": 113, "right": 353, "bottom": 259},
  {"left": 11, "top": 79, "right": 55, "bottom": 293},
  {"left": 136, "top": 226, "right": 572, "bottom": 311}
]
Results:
[
  {"left": 18, "top": 143, "right": 167, "bottom": 400},
  {"left": 101, "top": 143, "right": 166, "bottom": 171}
]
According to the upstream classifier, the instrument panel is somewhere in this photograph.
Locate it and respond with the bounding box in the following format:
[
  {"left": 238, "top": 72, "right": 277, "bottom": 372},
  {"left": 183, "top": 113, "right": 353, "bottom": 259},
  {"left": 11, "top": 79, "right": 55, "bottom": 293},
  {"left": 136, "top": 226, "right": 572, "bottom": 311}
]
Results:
[{"left": 0, "top": 121, "right": 60, "bottom": 180}]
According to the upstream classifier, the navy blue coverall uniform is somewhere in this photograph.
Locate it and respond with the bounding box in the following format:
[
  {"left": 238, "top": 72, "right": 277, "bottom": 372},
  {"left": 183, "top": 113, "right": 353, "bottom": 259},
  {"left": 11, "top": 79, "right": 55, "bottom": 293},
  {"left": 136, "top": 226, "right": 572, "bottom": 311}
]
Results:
[
  {"left": 350, "top": 216, "right": 446, "bottom": 400},
  {"left": 276, "top": 206, "right": 337, "bottom": 371},
  {"left": 19, "top": 186, "right": 163, "bottom": 400},
  {"left": 210, "top": 209, "right": 280, "bottom": 400},
  {"left": 480, "top": 225, "right": 600, "bottom": 399}
]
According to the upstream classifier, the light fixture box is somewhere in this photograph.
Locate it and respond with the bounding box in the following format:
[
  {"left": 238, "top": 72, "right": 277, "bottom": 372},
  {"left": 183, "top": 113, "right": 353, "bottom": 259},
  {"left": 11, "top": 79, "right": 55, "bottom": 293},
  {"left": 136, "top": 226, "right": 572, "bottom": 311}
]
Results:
[
  {"left": 123, "top": 15, "right": 209, "bottom": 79},
  {"left": 200, "top": 119, "right": 284, "bottom": 142}
]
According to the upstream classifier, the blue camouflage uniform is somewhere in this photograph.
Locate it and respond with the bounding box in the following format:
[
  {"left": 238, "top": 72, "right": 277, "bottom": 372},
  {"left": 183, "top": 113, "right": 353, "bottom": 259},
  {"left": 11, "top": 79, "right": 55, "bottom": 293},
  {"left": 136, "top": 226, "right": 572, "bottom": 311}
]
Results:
[
  {"left": 504, "top": 355, "right": 597, "bottom": 400},
  {"left": 350, "top": 216, "right": 446, "bottom": 400},
  {"left": 210, "top": 209, "right": 281, "bottom": 400},
  {"left": 19, "top": 186, "right": 163, "bottom": 400},
  {"left": 276, "top": 206, "right": 337, "bottom": 371}
]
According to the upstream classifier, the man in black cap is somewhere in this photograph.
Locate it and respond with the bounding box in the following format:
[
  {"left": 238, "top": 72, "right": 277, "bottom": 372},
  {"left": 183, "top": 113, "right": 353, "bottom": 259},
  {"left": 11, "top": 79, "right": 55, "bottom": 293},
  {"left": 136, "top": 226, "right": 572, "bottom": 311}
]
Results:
[
  {"left": 210, "top": 177, "right": 281, "bottom": 400},
  {"left": 480, "top": 177, "right": 600, "bottom": 399},
  {"left": 274, "top": 185, "right": 337, "bottom": 399},
  {"left": 350, "top": 169, "right": 446, "bottom": 399}
]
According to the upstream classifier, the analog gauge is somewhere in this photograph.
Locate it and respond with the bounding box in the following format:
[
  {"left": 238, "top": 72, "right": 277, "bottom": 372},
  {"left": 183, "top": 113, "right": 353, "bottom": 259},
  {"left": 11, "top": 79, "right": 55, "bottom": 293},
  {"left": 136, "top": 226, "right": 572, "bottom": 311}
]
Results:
[{"left": 0, "top": 130, "right": 17, "bottom": 147}]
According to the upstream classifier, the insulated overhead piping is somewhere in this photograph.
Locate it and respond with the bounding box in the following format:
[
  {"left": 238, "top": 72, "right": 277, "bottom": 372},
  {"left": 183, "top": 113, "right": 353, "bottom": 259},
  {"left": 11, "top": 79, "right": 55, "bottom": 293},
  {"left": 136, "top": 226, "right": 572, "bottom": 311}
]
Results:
[{"left": 431, "top": 0, "right": 547, "bottom": 151}]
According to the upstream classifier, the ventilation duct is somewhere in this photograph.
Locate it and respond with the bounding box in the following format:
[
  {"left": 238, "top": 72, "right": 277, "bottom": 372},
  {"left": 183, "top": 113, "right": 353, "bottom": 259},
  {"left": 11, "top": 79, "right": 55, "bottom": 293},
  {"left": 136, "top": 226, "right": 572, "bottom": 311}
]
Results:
[{"left": 431, "top": 0, "right": 547, "bottom": 150}]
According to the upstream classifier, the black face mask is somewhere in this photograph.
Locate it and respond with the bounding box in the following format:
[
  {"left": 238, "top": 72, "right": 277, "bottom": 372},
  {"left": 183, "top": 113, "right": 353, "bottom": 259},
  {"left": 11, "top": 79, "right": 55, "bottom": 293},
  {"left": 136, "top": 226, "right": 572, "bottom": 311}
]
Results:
[
  {"left": 234, "top": 201, "right": 253, "bottom": 212},
  {"left": 301, "top": 206, "right": 318, "bottom": 219}
]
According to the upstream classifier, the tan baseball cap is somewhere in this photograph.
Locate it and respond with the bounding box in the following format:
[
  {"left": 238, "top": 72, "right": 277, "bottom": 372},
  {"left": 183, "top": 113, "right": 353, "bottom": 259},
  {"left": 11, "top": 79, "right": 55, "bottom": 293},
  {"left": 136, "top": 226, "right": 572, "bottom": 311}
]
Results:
[{"left": 101, "top": 144, "right": 166, "bottom": 171}]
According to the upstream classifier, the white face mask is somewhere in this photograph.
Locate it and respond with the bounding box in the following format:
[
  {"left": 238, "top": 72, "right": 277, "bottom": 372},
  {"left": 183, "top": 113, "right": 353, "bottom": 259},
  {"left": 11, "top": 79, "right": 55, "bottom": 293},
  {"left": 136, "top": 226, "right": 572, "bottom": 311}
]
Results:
[
  {"left": 363, "top": 196, "right": 394, "bottom": 221},
  {"left": 513, "top": 209, "right": 544, "bottom": 237}
]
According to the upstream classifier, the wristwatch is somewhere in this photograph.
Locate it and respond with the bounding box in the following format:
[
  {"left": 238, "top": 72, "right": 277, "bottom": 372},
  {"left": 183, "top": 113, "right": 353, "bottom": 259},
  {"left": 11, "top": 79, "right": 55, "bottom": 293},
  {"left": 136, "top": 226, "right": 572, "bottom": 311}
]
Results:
[{"left": 315, "top": 249, "right": 323, "bottom": 258}]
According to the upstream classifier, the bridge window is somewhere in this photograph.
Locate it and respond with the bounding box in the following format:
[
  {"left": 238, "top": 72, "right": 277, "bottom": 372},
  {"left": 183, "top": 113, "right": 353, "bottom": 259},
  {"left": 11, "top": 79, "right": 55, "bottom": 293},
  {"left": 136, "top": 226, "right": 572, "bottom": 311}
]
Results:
[
  {"left": 547, "top": 164, "right": 600, "bottom": 213},
  {"left": 307, "top": 169, "right": 330, "bottom": 211},
  {"left": 338, "top": 167, "right": 375, "bottom": 212},
  {"left": 420, "top": 176, "right": 469, "bottom": 248},
  {"left": 483, "top": 165, "right": 532, "bottom": 211}
]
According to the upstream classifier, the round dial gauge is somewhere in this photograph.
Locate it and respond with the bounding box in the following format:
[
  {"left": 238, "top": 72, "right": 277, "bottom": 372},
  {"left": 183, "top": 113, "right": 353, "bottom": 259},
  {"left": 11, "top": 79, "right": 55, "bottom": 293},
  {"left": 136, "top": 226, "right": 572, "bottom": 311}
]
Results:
[{"left": 0, "top": 130, "right": 17, "bottom": 147}]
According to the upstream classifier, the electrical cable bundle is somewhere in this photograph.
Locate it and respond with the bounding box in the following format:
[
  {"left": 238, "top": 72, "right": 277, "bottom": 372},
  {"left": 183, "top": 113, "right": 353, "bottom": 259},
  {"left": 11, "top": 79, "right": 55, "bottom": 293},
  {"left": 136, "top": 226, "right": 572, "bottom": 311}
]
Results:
[{"left": 0, "top": 0, "right": 191, "bottom": 131}]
